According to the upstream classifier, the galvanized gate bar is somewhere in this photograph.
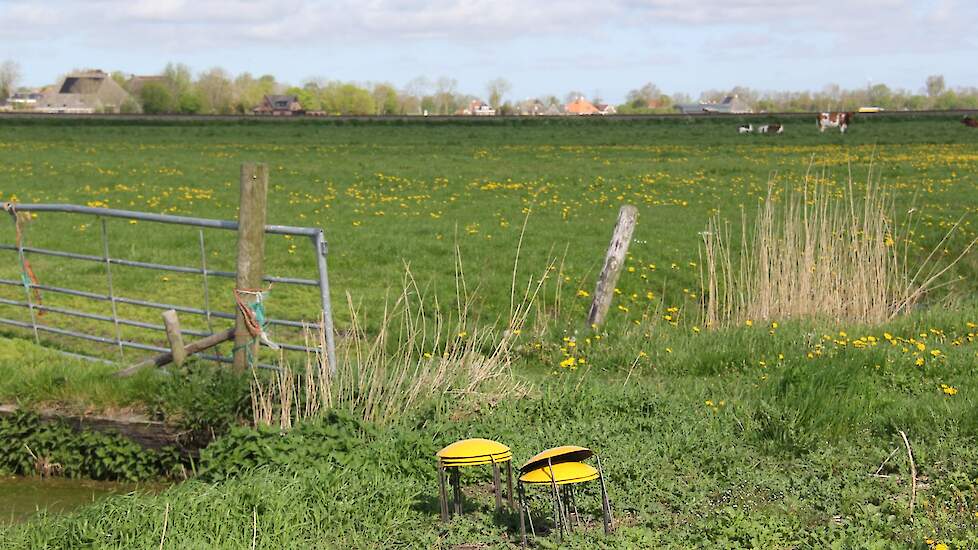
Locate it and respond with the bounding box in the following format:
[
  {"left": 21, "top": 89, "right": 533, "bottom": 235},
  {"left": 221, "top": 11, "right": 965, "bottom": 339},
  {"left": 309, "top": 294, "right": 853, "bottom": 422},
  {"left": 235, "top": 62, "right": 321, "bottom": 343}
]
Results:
[
  {"left": 0, "top": 244, "right": 319, "bottom": 286},
  {"left": 99, "top": 218, "right": 125, "bottom": 359},
  {"left": 0, "top": 202, "right": 336, "bottom": 371},
  {"left": 9, "top": 203, "right": 321, "bottom": 237},
  {"left": 198, "top": 230, "right": 215, "bottom": 335},
  {"left": 0, "top": 297, "right": 213, "bottom": 337},
  {"left": 0, "top": 278, "right": 318, "bottom": 329},
  {"left": 0, "top": 296, "right": 320, "bottom": 354},
  {"left": 0, "top": 315, "right": 279, "bottom": 370},
  {"left": 313, "top": 229, "right": 337, "bottom": 374}
]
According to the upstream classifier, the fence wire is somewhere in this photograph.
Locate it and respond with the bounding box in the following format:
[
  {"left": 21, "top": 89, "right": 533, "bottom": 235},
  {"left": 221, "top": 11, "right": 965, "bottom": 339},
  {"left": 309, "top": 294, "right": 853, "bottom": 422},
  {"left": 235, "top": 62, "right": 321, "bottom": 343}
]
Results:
[{"left": 1, "top": 202, "right": 336, "bottom": 372}]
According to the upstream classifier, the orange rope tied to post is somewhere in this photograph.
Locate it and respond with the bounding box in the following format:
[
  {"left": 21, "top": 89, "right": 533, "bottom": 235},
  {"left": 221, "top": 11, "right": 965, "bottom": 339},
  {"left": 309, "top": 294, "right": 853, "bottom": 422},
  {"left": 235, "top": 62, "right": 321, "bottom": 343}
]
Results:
[
  {"left": 234, "top": 287, "right": 266, "bottom": 338},
  {"left": 233, "top": 286, "right": 279, "bottom": 350},
  {"left": 5, "top": 203, "right": 44, "bottom": 317}
]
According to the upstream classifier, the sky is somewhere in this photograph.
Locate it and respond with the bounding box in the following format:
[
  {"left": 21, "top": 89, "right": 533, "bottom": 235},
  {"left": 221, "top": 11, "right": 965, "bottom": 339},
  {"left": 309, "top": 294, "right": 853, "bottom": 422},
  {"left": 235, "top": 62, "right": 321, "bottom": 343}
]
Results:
[{"left": 2, "top": 0, "right": 977, "bottom": 103}]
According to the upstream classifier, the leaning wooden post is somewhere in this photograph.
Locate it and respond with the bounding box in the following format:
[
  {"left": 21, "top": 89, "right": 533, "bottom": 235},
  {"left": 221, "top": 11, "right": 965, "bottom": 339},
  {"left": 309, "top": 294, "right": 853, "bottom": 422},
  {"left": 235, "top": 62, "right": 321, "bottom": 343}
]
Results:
[
  {"left": 233, "top": 163, "right": 269, "bottom": 372},
  {"left": 161, "top": 309, "right": 186, "bottom": 367},
  {"left": 587, "top": 205, "right": 638, "bottom": 328},
  {"left": 115, "top": 327, "right": 235, "bottom": 377}
]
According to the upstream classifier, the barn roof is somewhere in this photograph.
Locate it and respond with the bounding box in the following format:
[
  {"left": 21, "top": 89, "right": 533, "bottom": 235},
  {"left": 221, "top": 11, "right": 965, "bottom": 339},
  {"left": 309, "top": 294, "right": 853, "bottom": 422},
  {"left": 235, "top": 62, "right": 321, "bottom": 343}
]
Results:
[{"left": 37, "top": 70, "right": 132, "bottom": 113}]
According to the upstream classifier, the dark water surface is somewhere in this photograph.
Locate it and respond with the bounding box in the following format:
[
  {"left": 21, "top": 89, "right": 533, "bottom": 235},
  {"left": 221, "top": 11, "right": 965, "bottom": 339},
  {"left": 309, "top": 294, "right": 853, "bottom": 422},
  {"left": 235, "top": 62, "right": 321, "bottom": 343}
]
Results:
[{"left": 0, "top": 475, "right": 164, "bottom": 524}]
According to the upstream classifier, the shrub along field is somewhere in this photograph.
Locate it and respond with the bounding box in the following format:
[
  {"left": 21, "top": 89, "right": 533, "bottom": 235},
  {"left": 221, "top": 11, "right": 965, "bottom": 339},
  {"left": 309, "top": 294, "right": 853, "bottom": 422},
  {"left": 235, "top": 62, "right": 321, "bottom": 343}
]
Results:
[{"left": 1, "top": 116, "right": 978, "bottom": 548}]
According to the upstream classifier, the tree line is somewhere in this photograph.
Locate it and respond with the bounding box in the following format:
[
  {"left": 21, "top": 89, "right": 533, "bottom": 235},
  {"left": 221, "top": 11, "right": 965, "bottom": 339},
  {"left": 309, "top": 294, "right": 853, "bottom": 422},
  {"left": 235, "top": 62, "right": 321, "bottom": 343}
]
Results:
[
  {"left": 2, "top": 60, "right": 977, "bottom": 115},
  {"left": 618, "top": 76, "right": 978, "bottom": 113}
]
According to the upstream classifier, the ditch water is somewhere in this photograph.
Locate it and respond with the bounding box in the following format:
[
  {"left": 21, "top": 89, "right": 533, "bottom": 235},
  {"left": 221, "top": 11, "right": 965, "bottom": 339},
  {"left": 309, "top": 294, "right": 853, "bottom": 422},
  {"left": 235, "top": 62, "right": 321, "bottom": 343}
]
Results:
[{"left": 0, "top": 475, "right": 164, "bottom": 525}]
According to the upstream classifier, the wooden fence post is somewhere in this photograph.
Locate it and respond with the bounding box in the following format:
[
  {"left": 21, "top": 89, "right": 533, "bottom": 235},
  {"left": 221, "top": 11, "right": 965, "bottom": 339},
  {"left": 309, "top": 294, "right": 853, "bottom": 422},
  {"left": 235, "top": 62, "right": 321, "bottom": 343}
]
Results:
[
  {"left": 161, "top": 309, "right": 186, "bottom": 367},
  {"left": 587, "top": 205, "right": 638, "bottom": 328},
  {"left": 233, "top": 163, "right": 268, "bottom": 371}
]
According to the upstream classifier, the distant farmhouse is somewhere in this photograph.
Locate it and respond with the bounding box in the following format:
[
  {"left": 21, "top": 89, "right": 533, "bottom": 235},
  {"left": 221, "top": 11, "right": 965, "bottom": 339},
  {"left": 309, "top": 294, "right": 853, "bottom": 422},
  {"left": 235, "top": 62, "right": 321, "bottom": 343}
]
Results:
[
  {"left": 565, "top": 97, "right": 616, "bottom": 115},
  {"left": 544, "top": 103, "right": 564, "bottom": 116},
  {"left": 253, "top": 94, "right": 304, "bottom": 116},
  {"left": 518, "top": 99, "right": 547, "bottom": 116},
  {"left": 36, "top": 70, "right": 132, "bottom": 114},
  {"left": 645, "top": 98, "right": 666, "bottom": 109},
  {"left": 461, "top": 100, "right": 496, "bottom": 116},
  {"left": 675, "top": 94, "right": 752, "bottom": 114},
  {"left": 3, "top": 90, "right": 43, "bottom": 109}
]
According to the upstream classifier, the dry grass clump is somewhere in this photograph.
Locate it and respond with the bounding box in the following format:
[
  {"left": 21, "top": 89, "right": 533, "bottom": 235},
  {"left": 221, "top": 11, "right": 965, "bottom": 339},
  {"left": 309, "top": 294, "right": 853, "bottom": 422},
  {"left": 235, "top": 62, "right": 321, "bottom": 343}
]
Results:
[
  {"left": 701, "top": 165, "right": 975, "bottom": 328},
  {"left": 253, "top": 244, "right": 550, "bottom": 429}
]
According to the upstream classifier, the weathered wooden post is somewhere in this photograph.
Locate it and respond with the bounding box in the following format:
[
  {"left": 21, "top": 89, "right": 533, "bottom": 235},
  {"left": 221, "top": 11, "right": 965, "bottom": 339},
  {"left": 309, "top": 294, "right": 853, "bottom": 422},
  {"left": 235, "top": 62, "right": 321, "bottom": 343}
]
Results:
[
  {"left": 587, "top": 205, "right": 638, "bottom": 328},
  {"left": 233, "top": 162, "right": 269, "bottom": 371},
  {"left": 115, "top": 328, "right": 235, "bottom": 377},
  {"left": 161, "top": 309, "right": 186, "bottom": 367}
]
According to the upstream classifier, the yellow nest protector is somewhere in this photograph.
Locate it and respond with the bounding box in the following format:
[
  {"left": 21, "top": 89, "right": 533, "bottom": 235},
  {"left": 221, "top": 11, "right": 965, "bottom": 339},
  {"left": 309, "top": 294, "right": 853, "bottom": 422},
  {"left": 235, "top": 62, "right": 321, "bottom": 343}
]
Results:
[
  {"left": 520, "top": 445, "right": 593, "bottom": 473},
  {"left": 440, "top": 451, "right": 513, "bottom": 467},
  {"left": 437, "top": 438, "right": 512, "bottom": 466},
  {"left": 519, "top": 461, "right": 599, "bottom": 485}
]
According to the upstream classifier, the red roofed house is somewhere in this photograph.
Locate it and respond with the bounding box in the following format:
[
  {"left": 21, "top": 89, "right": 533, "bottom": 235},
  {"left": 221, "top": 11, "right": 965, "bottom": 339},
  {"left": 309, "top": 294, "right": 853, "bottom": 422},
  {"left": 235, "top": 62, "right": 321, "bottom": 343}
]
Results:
[{"left": 565, "top": 97, "right": 600, "bottom": 115}]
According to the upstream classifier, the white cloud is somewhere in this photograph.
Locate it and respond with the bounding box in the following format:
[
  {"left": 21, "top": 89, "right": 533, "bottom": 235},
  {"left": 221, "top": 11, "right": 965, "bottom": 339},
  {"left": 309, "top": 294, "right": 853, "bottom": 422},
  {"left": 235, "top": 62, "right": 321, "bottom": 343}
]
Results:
[{"left": 3, "top": 0, "right": 973, "bottom": 49}]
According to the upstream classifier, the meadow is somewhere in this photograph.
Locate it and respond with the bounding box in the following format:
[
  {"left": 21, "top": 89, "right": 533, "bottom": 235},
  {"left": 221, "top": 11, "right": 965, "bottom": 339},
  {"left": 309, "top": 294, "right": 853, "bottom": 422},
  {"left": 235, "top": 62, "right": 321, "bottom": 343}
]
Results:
[{"left": 1, "top": 115, "right": 978, "bottom": 548}]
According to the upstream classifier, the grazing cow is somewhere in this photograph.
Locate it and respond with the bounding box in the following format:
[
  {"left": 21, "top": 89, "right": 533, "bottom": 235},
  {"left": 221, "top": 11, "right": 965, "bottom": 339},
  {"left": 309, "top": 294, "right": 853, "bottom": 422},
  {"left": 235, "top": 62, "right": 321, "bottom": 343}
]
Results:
[
  {"left": 738, "top": 124, "right": 753, "bottom": 134},
  {"left": 759, "top": 123, "right": 783, "bottom": 135},
  {"left": 817, "top": 112, "right": 853, "bottom": 133},
  {"left": 962, "top": 116, "right": 978, "bottom": 128}
]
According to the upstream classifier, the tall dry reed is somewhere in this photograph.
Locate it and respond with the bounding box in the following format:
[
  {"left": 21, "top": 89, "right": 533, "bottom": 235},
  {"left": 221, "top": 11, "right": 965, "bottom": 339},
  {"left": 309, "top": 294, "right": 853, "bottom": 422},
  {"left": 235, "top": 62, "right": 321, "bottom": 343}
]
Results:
[
  {"left": 253, "top": 242, "right": 552, "bottom": 429},
  {"left": 701, "top": 165, "right": 975, "bottom": 328}
]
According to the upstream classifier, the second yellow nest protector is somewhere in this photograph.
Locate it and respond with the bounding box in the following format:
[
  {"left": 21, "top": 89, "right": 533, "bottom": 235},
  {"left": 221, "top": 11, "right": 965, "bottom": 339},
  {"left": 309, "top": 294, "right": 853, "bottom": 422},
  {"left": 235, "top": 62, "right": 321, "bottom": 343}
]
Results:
[
  {"left": 520, "top": 445, "right": 593, "bottom": 473},
  {"left": 437, "top": 438, "right": 511, "bottom": 465},
  {"left": 519, "top": 461, "right": 599, "bottom": 485}
]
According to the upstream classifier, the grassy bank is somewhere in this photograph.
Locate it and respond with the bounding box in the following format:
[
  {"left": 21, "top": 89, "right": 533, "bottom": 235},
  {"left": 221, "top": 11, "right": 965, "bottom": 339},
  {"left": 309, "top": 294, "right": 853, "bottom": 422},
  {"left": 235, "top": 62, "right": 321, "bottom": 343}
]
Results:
[{"left": 1, "top": 303, "right": 977, "bottom": 547}]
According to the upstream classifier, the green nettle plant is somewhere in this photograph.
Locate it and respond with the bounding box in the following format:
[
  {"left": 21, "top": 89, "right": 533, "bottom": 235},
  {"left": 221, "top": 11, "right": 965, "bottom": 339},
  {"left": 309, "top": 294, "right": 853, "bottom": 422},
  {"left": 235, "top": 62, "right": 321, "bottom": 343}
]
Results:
[{"left": 0, "top": 412, "right": 183, "bottom": 481}]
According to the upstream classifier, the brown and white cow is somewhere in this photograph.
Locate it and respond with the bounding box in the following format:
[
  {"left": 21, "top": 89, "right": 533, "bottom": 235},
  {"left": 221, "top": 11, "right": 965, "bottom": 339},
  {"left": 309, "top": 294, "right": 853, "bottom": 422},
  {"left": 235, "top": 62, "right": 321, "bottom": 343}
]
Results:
[
  {"left": 962, "top": 116, "right": 978, "bottom": 128},
  {"left": 817, "top": 112, "right": 853, "bottom": 133},
  {"left": 759, "top": 123, "right": 783, "bottom": 134}
]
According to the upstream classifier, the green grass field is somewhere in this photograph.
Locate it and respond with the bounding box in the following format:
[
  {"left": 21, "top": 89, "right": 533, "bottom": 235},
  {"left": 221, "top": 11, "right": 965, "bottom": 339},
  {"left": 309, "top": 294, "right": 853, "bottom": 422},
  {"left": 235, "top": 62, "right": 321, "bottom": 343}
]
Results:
[
  {"left": 2, "top": 116, "right": 976, "bottom": 355},
  {"left": 1, "top": 116, "right": 978, "bottom": 548}
]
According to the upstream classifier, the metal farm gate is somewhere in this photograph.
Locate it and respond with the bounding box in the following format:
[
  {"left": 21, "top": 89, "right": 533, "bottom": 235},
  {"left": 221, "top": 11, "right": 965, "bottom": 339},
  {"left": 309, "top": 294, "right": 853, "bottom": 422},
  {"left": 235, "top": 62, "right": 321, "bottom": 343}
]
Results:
[{"left": 0, "top": 202, "right": 336, "bottom": 372}]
